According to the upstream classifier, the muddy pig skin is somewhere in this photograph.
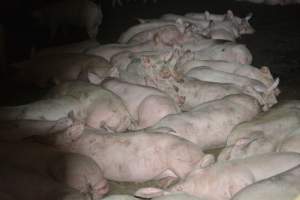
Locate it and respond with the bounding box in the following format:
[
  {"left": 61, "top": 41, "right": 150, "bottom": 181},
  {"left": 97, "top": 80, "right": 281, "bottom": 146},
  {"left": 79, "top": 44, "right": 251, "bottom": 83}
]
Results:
[
  {"left": 49, "top": 125, "right": 215, "bottom": 183},
  {"left": 149, "top": 94, "right": 260, "bottom": 150},
  {"left": 0, "top": 164, "right": 91, "bottom": 200},
  {"left": 98, "top": 78, "right": 180, "bottom": 129},
  {"left": 0, "top": 142, "right": 108, "bottom": 199},
  {"left": 232, "top": 164, "right": 300, "bottom": 200},
  {"left": 135, "top": 152, "right": 300, "bottom": 200}
]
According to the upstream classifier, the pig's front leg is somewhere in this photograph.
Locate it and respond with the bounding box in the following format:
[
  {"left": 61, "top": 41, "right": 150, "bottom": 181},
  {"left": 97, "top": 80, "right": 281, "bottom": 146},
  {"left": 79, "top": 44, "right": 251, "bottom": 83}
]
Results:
[{"left": 0, "top": 117, "right": 73, "bottom": 141}]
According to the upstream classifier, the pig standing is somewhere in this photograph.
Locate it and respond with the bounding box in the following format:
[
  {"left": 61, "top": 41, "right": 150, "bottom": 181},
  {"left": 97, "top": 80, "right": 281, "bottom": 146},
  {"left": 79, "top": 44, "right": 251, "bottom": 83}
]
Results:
[
  {"left": 44, "top": 123, "right": 215, "bottom": 184},
  {"left": 218, "top": 101, "right": 300, "bottom": 161},
  {"left": 33, "top": 0, "right": 102, "bottom": 39},
  {"left": 231, "top": 164, "right": 300, "bottom": 200},
  {"left": 0, "top": 142, "right": 108, "bottom": 199},
  {"left": 135, "top": 152, "right": 300, "bottom": 200},
  {"left": 149, "top": 94, "right": 260, "bottom": 150}
]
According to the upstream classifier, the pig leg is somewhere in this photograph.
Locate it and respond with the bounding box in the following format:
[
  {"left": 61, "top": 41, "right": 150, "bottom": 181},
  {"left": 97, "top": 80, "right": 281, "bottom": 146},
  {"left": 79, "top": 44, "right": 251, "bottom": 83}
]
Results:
[
  {"left": 137, "top": 95, "right": 179, "bottom": 129},
  {"left": 0, "top": 117, "right": 73, "bottom": 141},
  {"left": 154, "top": 169, "right": 179, "bottom": 188}
]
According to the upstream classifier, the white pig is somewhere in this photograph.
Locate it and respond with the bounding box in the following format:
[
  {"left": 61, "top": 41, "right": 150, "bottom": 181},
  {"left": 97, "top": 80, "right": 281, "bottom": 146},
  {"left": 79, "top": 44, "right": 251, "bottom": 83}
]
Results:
[
  {"left": 218, "top": 101, "right": 300, "bottom": 161},
  {"left": 149, "top": 94, "right": 260, "bottom": 150},
  {"left": 135, "top": 152, "right": 300, "bottom": 200},
  {"left": 231, "top": 164, "right": 300, "bottom": 200},
  {"left": 46, "top": 124, "right": 215, "bottom": 184},
  {"left": 92, "top": 77, "right": 180, "bottom": 129}
]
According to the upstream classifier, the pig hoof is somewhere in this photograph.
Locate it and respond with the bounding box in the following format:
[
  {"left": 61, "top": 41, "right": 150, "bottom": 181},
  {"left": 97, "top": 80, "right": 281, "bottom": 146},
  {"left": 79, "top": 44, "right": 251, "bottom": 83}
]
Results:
[{"left": 64, "top": 121, "right": 85, "bottom": 141}]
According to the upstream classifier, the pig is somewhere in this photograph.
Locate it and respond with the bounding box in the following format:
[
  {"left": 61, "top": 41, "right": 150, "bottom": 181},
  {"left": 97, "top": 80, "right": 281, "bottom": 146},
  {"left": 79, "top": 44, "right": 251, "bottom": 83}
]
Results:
[
  {"left": 102, "top": 194, "right": 205, "bottom": 200},
  {"left": 114, "top": 50, "right": 265, "bottom": 110},
  {"left": 33, "top": 0, "right": 102, "bottom": 39},
  {"left": 192, "top": 42, "right": 253, "bottom": 65},
  {"left": 160, "top": 14, "right": 210, "bottom": 30},
  {"left": 35, "top": 39, "right": 101, "bottom": 56},
  {"left": 184, "top": 67, "right": 279, "bottom": 109},
  {"left": 89, "top": 77, "right": 180, "bottom": 129},
  {"left": 0, "top": 81, "right": 133, "bottom": 132},
  {"left": 15, "top": 54, "right": 112, "bottom": 87},
  {"left": 231, "top": 164, "right": 300, "bottom": 200},
  {"left": 218, "top": 101, "right": 300, "bottom": 161},
  {"left": 0, "top": 164, "right": 92, "bottom": 200},
  {"left": 0, "top": 142, "right": 108, "bottom": 199},
  {"left": 185, "top": 10, "right": 255, "bottom": 35},
  {"left": 118, "top": 19, "right": 188, "bottom": 43},
  {"left": 135, "top": 152, "right": 300, "bottom": 200},
  {"left": 175, "top": 60, "right": 278, "bottom": 92},
  {"left": 148, "top": 94, "right": 260, "bottom": 150},
  {"left": 45, "top": 123, "right": 215, "bottom": 184},
  {"left": 127, "top": 25, "right": 186, "bottom": 45}
]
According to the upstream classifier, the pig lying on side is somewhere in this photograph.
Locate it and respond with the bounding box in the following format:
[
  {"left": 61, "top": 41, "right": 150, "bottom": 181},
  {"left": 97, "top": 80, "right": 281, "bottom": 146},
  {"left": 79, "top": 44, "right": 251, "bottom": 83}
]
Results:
[
  {"left": 185, "top": 67, "right": 278, "bottom": 110},
  {"left": 0, "top": 142, "right": 108, "bottom": 199},
  {"left": 0, "top": 164, "right": 92, "bottom": 200},
  {"left": 175, "top": 60, "right": 278, "bottom": 91},
  {"left": 15, "top": 54, "right": 111, "bottom": 87},
  {"left": 44, "top": 124, "right": 215, "bottom": 184},
  {"left": 218, "top": 101, "right": 300, "bottom": 161},
  {"left": 118, "top": 19, "right": 187, "bottom": 43},
  {"left": 135, "top": 152, "right": 300, "bottom": 200},
  {"left": 232, "top": 164, "right": 300, "bottom": 200},
  {"left": 0, "top": 81, "right": 133, "bottom": 132},
  {"left": 149, "top": 94, "right": 260, "bottom": 150},
  {"left": 90, "top": 77, "right": 180, "bottom": 129}
]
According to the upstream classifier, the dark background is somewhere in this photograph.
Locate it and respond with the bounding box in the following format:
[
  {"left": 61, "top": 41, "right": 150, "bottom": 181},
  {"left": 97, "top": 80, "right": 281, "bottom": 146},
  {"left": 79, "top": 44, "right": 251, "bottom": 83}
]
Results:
[{"left": 0, "top": 0, "right": 300, "bottom": 105}]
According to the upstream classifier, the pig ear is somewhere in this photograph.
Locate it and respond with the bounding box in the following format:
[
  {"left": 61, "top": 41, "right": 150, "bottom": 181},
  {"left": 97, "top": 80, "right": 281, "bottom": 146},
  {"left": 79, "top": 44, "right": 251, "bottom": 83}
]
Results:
[
  {"left": 175, "top": 18, "right": 184, "bottom": 25},
  {"left": 87, "top": 72, "right": 103, "bottom": 85},
  {"left": 204, "top": 10, "right": 210, "bottom": 20},
  {"left": 200, "top": 154, "right": 215, "bottom": 168},
  {"left": 245, "top": 12, "right": 253, "bottom": 21},
  {"left": 225, "top": 10, "right": 234, "bottom": 20},
  {"left": 260, "top": 66, "right": 271, "bottom": 75},
  {"left": 134, "top": 187, "right": 169, "bottom": 198}
]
